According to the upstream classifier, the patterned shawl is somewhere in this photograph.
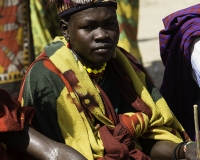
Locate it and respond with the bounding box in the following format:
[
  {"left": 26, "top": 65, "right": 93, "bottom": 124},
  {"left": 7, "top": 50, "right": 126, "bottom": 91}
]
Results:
[
  {"left": 159, "top": 4, "right": 200, "bottom": 139},
  {"left": 19, "top": 37, "right": 188, "bottom": 160}
]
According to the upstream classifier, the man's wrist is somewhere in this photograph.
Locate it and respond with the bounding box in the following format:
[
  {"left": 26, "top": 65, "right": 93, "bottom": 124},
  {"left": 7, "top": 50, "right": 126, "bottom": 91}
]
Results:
[{"left": 173, "top": 141, "right": 187, "bottom": 160}]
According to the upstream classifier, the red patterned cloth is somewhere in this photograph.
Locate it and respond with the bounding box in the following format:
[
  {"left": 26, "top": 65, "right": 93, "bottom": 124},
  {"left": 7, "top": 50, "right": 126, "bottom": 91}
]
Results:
[
  {"left": 98, "top": 116, "right": 151, "bottom": 160},
  {"left": 0, "top": 0, "right": 34, "bottom": 98}
]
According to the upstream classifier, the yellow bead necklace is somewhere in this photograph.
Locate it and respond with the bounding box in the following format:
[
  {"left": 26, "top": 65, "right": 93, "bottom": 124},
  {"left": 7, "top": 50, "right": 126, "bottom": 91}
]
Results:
[{"left": 83, "top": 62, "right": 107, "bottom": 74}]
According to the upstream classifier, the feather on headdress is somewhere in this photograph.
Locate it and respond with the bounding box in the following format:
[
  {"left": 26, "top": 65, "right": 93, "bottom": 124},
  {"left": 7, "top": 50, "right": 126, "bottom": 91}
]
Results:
[{"left": 47, "top": 0, "right": 117, "bottom": 17}]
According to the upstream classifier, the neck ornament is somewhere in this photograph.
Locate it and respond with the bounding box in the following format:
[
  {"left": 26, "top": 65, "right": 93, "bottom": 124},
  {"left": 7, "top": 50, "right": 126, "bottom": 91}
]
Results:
[{"left": 83, "top": 63, "right": 107, "bottom": 74}]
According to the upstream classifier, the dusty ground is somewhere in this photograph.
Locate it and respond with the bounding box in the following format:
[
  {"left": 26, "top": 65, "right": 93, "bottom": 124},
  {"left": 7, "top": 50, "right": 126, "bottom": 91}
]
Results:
[{"left": 138, "top": 1, "right": 200, "bottom": 88}]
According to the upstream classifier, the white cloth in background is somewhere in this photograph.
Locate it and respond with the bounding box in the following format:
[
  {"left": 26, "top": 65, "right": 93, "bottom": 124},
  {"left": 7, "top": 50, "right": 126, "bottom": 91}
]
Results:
[{"left": 191, "top": 37, "right": 200, "bottom": 87}]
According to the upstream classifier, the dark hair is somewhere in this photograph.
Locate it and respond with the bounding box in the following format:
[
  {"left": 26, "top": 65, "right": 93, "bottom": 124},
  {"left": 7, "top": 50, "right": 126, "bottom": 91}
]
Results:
[{"left": 62, "top": 14, "right": 72, "bottom": 22}]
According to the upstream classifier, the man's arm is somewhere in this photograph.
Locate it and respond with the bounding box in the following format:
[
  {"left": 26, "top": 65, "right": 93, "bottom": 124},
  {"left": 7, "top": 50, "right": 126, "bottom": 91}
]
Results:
[
  {"left": 150, "top": 140, "right": 199, "bottom": 160},
  {"left": 0, "top": 126, "right": 86, "bottom": 160}
]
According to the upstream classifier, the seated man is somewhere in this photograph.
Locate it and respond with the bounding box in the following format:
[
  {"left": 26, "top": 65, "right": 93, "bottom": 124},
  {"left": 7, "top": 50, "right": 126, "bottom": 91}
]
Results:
[{"left": 18, "top": 0, "right": 199, "bottom": 159}]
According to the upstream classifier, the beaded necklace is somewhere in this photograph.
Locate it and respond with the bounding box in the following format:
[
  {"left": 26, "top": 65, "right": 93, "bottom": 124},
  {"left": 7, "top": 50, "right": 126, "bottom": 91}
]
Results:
[
  {"left": 83, "top": 63, "right": 107, "bottom": 74},
  {"left": 71, "top": 50, "right": 107, "bottom": 84},
  {"left": 83, "top": 63, "right": 107, "bottom": 84}
]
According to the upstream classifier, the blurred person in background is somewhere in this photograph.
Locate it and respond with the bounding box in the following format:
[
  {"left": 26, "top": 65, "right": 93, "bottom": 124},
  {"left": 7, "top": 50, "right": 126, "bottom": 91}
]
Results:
[{"left": 159, "top": 3, "right": 200, "bottom": 141}]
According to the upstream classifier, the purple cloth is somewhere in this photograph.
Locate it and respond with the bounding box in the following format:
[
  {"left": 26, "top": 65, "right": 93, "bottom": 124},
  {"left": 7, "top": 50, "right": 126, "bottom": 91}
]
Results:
[{"left": 159, "top": 4, "right": 200, "bottom": 140}]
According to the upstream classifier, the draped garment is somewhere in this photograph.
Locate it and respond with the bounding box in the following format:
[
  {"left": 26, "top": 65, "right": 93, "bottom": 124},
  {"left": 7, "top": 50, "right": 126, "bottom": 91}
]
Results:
[{"left": 19, "top": 36, "right": 189, "bottom": 160}]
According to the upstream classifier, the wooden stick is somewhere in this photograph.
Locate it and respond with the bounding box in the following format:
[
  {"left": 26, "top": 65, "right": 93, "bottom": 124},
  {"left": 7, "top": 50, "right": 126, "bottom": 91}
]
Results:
[{"left": 194, "top": 104, "right": 200, "bottom": 158}]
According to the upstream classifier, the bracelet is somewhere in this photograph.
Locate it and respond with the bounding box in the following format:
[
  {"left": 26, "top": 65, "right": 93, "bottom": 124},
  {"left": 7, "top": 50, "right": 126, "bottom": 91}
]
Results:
[
  {"left": 183, "top": 141, "right": 195, "bottom": 152},
  {"left": 178, "top": 141, "right": 185, "bottom": 159},
  {"left": 173, "top": 141, "right": 187, "bottom": 160}
]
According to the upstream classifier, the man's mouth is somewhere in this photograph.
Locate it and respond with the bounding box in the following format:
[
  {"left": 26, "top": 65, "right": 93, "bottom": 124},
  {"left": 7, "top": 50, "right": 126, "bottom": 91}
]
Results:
[{"left": 94, "top": 44, "right": 112, "bottom": 52}]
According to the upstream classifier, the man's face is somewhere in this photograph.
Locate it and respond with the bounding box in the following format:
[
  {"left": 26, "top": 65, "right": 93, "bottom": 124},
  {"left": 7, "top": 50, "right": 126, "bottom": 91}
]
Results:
[{"left": 66, "top": 6, "right": 119, "bottom": 67}]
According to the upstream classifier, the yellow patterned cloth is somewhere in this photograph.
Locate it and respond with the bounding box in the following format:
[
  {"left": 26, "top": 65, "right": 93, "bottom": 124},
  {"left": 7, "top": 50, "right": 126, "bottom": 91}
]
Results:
[
  {"left": 117, "top": 0, "right": 142, "bottom": 63},
  {"left": 19, "top": 36, "right": 189, "bottom": 159},
  {"left": 53, "top": 38, "right": 186, "bottom": 158}
]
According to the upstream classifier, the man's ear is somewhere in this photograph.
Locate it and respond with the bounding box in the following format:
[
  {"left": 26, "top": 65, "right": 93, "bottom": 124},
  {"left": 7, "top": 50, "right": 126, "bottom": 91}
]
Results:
[{"left": 60, "top": 19, "right": 70, "bottom": 41}]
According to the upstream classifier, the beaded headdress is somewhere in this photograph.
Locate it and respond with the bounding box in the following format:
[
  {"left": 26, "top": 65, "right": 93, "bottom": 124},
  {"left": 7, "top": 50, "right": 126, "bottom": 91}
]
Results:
[{"left": 48, "top": 0, "right": 117, "bottom": 18}]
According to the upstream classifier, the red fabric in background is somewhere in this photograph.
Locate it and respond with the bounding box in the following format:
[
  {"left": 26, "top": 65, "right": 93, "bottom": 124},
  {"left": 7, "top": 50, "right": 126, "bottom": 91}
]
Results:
[
  {"left": 0, "top": 88, "right": 34, "bottom": 160},
  {"left": 0, "top": 89, "right": 34, "bottom": 132}
]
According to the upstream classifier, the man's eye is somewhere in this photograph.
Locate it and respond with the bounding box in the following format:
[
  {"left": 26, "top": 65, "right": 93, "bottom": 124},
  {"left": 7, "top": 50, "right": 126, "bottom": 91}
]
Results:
[
  {"left": 107, "top": 22, "right": 115, "bottom": 26},
  {"left": 84, "top": 26, "right": 94, "bottom": 30},
  {"left": 104, "top": 21, "right": 117, "bottom": 28}
]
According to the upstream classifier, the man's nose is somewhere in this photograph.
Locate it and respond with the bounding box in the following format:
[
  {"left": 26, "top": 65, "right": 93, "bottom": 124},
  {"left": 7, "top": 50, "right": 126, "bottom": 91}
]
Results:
[{"left": 94, "top": 27, "right": 109, "bottom": 41}]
